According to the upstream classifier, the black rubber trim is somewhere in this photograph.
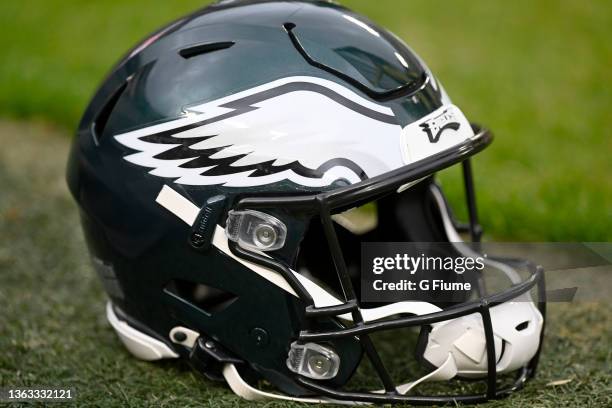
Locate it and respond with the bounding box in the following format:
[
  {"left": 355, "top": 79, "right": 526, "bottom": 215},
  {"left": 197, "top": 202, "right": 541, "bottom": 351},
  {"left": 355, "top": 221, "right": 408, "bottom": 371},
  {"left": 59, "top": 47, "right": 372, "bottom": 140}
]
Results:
[{"left": 284, "top": 22, "right": 428, "bottom": 102}]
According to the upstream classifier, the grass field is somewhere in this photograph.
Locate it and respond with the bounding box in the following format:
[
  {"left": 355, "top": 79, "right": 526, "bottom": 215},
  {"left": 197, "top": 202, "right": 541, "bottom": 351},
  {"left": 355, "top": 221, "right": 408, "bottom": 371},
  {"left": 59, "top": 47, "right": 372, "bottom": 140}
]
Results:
[{"left": 0, "top": 0, "right": 610, "bottom": 406}]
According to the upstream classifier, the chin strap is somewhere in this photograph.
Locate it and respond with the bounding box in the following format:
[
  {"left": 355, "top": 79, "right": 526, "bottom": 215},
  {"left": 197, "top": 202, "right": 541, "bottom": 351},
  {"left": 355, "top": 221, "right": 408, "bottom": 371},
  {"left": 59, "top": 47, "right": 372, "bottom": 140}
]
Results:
[
  {"left": 394, "top": 353, "right": 457, "bottom": 394},
  {"left": 222, "top": 354, "right": 457, "bottom": 404},
  {"left": 222, "top": 364, "right": 341, "bottom": 404}
]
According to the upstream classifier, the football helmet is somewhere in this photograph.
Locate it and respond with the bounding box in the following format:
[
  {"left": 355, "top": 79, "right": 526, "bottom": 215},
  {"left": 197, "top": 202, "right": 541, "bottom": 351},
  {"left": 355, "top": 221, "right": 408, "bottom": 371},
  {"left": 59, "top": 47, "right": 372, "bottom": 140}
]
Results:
[{"left": 67, "top": 0, "right": 546, "bottom": 404}]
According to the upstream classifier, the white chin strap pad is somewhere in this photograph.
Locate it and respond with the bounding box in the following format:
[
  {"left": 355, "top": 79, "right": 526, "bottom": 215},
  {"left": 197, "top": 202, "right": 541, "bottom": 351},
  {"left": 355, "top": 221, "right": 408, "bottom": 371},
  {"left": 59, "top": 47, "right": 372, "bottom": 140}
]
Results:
[{"left": 422, "top": 300, "right": 543, "bottom": 378}]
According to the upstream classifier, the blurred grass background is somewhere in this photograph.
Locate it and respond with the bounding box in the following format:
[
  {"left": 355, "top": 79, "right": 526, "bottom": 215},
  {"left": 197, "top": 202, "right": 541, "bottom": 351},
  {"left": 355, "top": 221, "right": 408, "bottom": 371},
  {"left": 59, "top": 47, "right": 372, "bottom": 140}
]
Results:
[
  {"left": 0, "top": 0, "right": 610, "bottom": 241},
  {"left": 0, "top": 1, "right": 610, "bottom": 407}
]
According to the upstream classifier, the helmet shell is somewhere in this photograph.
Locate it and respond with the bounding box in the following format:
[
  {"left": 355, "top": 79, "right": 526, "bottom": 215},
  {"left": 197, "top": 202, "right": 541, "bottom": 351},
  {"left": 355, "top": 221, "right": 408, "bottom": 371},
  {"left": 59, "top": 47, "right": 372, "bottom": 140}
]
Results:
[{"left": 67, "top": 0, "right": 450, "bottom": 395}]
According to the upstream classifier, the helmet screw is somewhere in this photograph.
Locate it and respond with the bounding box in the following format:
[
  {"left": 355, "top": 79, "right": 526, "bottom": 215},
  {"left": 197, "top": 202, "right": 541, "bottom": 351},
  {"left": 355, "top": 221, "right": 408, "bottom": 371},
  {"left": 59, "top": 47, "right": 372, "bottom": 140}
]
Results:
[
  {"left": 204, "top": 340, "right": 215, "bottom": 349},
  {"left": 253, "top": 224, "right": 277, "bottom": 248},
  {"left": 172, "top": 331, "right": 187, "bottom": 342},
  {"left": 250, "top": 327, "right": 269, "bottom": 347},
  {"left": 190, "top": 232, "right": 206, "bottom": 247},
  {"left": 307, "top": 353, "right": 333, "bottom": 377}
]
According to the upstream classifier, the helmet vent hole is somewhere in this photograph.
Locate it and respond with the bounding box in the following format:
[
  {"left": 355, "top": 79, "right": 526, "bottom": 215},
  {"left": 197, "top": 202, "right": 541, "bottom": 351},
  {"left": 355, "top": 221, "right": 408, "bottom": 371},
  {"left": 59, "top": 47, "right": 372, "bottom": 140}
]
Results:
[
  {"left": 92, "top": 81, "right": 127, "bottom": 145},
  {"left": 515, "top": 321, "right": 530, "bottom": 331},
  {"left": 164, "top": 279, "right": 238, "bottom": 315},
  {"left": 283, "top": 22, "right": 296, "bottom": 31},
  {"left": 178, "top": 41, "right": 234, "bottom": 59}
]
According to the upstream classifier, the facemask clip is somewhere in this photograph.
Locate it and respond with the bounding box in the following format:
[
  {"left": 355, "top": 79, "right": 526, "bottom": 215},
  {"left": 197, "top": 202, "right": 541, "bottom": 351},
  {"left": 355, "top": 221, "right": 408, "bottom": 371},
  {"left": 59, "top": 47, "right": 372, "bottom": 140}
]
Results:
[
  {"left": 286, "top": 342, "right": 340, "bottom": 380},
  {"left": 226, "top": 210, "right": 287, "bottom": 252}
]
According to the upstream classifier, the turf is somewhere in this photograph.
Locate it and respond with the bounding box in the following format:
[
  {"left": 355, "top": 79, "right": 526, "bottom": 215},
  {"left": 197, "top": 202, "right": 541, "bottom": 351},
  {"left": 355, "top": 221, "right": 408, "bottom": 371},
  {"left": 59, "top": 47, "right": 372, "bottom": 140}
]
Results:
[{"left": 0, "top": 120, "right": 610, "bottom": 407}]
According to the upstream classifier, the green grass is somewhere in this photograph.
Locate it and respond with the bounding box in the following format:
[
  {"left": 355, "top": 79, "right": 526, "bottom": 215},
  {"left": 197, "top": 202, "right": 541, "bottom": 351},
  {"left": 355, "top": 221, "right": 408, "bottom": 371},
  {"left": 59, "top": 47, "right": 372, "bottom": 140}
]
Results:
[
  {"left": 0, "top": 0, "right": 610, "bottom": 241},
  {"left": 0, "top": 1, "right": 611, "bottom": 406}
]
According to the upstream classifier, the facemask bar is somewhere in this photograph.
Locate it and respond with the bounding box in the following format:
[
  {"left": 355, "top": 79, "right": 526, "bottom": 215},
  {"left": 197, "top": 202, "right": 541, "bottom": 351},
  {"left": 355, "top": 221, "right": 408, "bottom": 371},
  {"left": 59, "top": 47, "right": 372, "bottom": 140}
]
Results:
[
  {"left": 462, "top": 158, "right": 483, "bottom": 243},
  {"left": 226, "top": 127, "right": 547, "bottom": 404}
]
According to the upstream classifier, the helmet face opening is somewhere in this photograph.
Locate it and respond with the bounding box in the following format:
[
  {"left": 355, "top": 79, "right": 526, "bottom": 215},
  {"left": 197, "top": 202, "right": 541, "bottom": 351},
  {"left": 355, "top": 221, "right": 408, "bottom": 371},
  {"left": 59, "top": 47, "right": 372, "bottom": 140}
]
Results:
[
  {"left": 67, "top": 0, "right": 546, "bottom": 404},
  {"left": 296, "top": 177, "right": 455, "bottom": 305}
]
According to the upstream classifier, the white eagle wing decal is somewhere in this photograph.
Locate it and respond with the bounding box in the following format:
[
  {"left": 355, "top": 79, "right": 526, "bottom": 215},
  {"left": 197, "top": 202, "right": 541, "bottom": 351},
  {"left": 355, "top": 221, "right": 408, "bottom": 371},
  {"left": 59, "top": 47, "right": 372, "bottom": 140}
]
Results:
[{"left": 114, "top": 76, "right": 406, "bottom": 187}]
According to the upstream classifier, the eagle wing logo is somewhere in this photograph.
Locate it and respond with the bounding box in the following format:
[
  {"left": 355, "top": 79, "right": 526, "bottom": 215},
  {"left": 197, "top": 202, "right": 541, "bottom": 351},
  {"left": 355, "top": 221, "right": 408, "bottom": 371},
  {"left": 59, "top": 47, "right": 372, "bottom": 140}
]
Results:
[{"left": 114, "top": 76, "right": 402, "bottom": 188}]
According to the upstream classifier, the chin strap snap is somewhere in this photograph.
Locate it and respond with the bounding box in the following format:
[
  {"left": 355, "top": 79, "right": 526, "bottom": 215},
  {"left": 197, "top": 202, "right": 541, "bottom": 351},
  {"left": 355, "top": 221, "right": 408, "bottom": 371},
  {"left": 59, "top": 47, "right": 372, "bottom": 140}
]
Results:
[
  {"left": 188, "top": 337, "right": 243, "bottom": 382},
  {"left": 168, "top": 327, "right": 244, "bottom": 383}
]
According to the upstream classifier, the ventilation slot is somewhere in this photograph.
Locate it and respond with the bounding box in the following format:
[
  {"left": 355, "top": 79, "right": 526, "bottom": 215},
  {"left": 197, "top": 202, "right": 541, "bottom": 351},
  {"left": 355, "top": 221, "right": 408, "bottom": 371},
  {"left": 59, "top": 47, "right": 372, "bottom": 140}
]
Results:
[
  {"left": 165, "top": 279, "right": 238, "bottom": 315},
  {"left": 515, "top": 321, "right": 530, "bottom": 331},
  {"left": 92, "top": 81, "right": 127, "bottom": 145},
  {"left": 179, "top": 41, "right": 235, "bottom": 59}
]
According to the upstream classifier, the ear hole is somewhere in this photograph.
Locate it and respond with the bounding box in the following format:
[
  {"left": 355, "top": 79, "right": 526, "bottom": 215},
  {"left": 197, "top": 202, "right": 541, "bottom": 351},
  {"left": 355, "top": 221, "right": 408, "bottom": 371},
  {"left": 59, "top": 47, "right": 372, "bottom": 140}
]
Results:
[
  {"left": 515, "top": 321, "right": 530, "bottom": 331},
  {"left": 165, "top": 279, "right": 238, "bottom": 314}
]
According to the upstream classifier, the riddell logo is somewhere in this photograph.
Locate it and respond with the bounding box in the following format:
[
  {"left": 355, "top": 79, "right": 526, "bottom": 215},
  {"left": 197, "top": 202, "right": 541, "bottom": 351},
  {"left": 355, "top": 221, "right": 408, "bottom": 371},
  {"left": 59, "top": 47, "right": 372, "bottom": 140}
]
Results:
[{"left": 419, "top": 109, "right": 460, "bottom": 143}]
